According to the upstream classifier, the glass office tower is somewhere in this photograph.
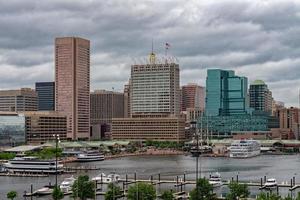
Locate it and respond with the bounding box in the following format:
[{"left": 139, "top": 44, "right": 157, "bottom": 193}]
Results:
[
  {"left": 205, "top": 69, "right": 249, "bottom": 116},
  {"left": 35, "top": 82, "right": 55, "bottom": 111}
]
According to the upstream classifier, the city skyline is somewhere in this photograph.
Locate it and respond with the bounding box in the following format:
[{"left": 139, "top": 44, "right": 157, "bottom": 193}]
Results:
[{"left": 0, "top": 1, "right": 300, "bottom": 106}]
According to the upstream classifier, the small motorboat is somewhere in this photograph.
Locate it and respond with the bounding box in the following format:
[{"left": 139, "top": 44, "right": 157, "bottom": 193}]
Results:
[
  {"left": 60, "top": 176, "right": 76, "bottom": 193},
  {"left": 35, "top": 186, "right": 53, "bottom": 195},
  {"left": 209, "top": 172, "right": 223, "bottom": 187},
  {"left": 92, "top": 173, "right": 112, "bottom": 183},
  {"left": 107, "top": 173, "right": 121, "bottom": 182},
  {"left": 264, "top": 178, "right": 278, "bottom": 188}
]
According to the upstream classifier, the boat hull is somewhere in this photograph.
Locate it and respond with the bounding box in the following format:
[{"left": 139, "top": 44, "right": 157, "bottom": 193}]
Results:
[{"left": 229, "top": 150, "right": 260, "bottom": 158}]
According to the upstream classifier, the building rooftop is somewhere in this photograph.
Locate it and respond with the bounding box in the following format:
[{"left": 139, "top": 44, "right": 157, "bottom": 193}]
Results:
[
  {"left": 252, "top": 80, "right": 266, "bottom": 85},
  {"left": 4, "top": 145, "right": 45, "bottom": 153}
]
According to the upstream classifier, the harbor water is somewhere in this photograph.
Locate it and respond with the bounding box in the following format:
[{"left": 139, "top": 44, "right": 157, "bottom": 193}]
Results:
[{"left": 1, "top": 154, "right": 300, "bottom": 199}]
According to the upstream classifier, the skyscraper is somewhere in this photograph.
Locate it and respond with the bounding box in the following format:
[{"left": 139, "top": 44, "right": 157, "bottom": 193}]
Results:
[
  {"left": 249, "top": 80, "right": 272, "bottom": 115},
  {"left": 35, "top": 82, "right": 55, "bottom": 111},
  {"left": 130, "top": 61, "right": 180, "bottom": 116},
  {"left": 181, "top": 83, "right": 205, "bottom": 111},
  {"left": 111, "top": 52, "right": 185, "bottom": 142},
  {"left": 55, "top": 37, "right": 90, "bottom": 140},
  {"left": 205, "top": 69, "right": 249, "bottom": 116}
]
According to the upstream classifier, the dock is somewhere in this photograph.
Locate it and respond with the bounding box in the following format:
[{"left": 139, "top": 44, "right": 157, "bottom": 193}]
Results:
[
  {"left": 63, "top": 166, "right": 101, "bottom": 171},
  {"left": 0, "top": 172, "right": 48, "bottom": 177}
]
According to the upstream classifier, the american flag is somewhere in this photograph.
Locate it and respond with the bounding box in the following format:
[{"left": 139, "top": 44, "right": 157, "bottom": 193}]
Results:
[{"left": 165, "top": 42, "right": 170, "bottom": 49}]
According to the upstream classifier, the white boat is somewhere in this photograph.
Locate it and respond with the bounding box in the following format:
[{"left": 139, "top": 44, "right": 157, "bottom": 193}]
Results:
[
  {"left": 229, "top": 140, "right": 260, "bottom": 158},
  {"left": 209, "top": 172, "right": 223, "bottom": 187},
  {"left": 35, "top": 187, "right": 53, "bottom": 195},
  {"left": 264, "top": 178, "right": 277, "bottom": 188},
  {"left": 92, "top": 173, "right": 111, "bottom": 183},
  {"left": 92, "top": 173, "right": 120, "bottom": 183},
  {"left": 3, "top": 157, "right": 64, "bottom": 174},
  {"left": 108, "top": 173, "right": 121, "bottom": 182},
  {"left": 76, "top": 151, "right": 105, "bottom": 162},
  {"left": 60, "top": 176, "right": 76, "bottom": 193}
]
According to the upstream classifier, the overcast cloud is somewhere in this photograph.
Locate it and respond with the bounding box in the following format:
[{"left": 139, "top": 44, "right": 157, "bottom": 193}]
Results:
[{"left": 0, "top": 0, "right": 300, "bottom": 106}]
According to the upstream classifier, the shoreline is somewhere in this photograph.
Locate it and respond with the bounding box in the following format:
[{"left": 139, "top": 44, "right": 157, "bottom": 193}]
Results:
[{"left": 105, "top": 149, "right": 186, "bottom": 160}]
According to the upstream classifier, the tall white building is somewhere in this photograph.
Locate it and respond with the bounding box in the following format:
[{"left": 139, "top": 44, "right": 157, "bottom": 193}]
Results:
[{"left": 130, "top": 58, "right": 180, "bottom": 116}]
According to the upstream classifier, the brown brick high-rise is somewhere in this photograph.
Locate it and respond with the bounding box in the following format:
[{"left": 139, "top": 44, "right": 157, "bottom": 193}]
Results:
[{"left": 55, "top": 37, "right": 90, "bottom": 140}]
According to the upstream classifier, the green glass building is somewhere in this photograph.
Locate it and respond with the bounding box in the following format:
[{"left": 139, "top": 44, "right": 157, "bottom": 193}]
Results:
[
  {"left": 199, "top": 69, "right": 278, "bottom": 137},
  {"left": 205, "top": 69, "right": 249, "bottom": 116}
]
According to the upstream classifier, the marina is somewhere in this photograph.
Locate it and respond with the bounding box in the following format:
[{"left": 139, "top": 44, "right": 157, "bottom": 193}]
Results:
[{"left": 1, "top": 154, "right": 300, "bottom": 199}]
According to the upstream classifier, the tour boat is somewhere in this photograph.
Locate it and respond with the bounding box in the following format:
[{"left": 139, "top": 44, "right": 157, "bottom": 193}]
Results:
[
  {"left": 60, "top": 176, "right": 76, "bottom": 193},
  {"left": 264, "top": 178, "right": 278, "bottom": 188},
  {"left": 3, "top": 157, "right": 63, "bottom": 174},
  {"left": 229, "top": 140, "right": 260, "bottom": 158},
  {"left": 76, "top": 151, "right": 105, "bottom": 162},
  {"left": 209, "top": 172, "right": 223, "bottom": 187}
]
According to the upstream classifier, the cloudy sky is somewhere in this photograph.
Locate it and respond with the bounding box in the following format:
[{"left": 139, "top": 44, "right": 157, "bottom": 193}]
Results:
[{"left": 0, "top": 0, "right": 300, "bottom": 106}]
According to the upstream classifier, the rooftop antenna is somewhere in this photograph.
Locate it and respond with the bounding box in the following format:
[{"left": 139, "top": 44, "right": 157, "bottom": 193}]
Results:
[
  {"left": 165, "top": 42, "right": 170, "bottom": 63},
  {"left": 149, "top": 38, "right": 156, "bottom": 64}
]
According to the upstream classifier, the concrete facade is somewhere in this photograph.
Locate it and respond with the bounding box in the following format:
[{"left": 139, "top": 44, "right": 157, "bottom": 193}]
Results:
[
  {"left": 55, "top": 37, "right": 90, "bottom": 140},
  {"left": 25, "top": 111, "right": 67, "bottom": 144},
  {"left": 130, "top": 63, "right": 180, "bottom": 116},
  {"left": 111, "top": 116, "right": 186, "bottom": 142},
  {"left": 90, "top": 90, "right": 125, "bottom": 140},
  {"left": 0, "top": 88, "right": 38, "bottom": 112},
  {"left": 181, "top": 83, "right": 205, "bottom": 111}
]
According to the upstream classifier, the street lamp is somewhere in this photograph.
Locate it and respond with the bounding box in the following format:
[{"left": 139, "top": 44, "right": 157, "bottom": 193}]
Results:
[
  {"left": 190, "top": 121, "right": 200, "bottom": 195},
  {"left": 53, "top": 134, "right": 60, "bottom": 200}
]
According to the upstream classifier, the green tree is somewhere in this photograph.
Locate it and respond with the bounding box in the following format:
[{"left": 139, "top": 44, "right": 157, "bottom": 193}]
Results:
[
  {"left": 296, "top": 192, "right": 300, "bottom": 200},
  {"left": 256, "top": 192, "right": 281, "bottom": 200},
  {"left": 127, "top": 182, "right": 156, "bottom": 200},
  {"left": 226, "top": 181, "right": 250, "bottom": 200},
  {"left": 189, "top": 178, "right": 215, "bottom": 200},
  {"left": 283, "top": 195, "right": 293, "bottom": 200},
  {"left": 71, "top": 175, "right": 95, "bottom": 200},
  {"left": 0, "top": 152, "right": 16, "bottom": 160},
  {"left": 6, "top": 191, "right": 17, "bottom": 200},
  {"left": 160, "top": 190, "right": 174, "bottom": 200},
  {"left": 105, "top": 183, "right": 123, "bottom": 200},
  {"left": 52, "top": 185, "right": 64, "bottom": 200}
]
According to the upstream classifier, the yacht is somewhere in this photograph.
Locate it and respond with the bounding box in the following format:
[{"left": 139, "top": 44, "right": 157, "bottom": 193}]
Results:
[
  {"left": 76, "top": 151, "right": 105, "bottom": 162},
  {"left": 209, "top": 172, "right": 223, "bottom": 187},
  {"left": 229, "top": 140, "right": 260, "bottom": 158},
  {"left": 92, "top": 173, "right": 120, "bottom": 183},
  {"left": 3, "top": 157, "right": 63, "bottom": 174},
  {"left": 60, "top": 176, "right": 76, "bottom": 193},
  {"left": 264, "top": 178, "right": 278, "bottom": 188}
]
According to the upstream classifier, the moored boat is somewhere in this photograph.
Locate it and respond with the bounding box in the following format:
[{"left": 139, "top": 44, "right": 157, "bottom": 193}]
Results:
[
  {"left": 76, "top": 151, "right": 105, "bottom": 162},
  {"left": 60, "top": 176, "right": 76, "bottom": 193},
  {"left": 209, "top": 172, "right": 223, "bottom": 187},
  {"left": 92, "top": 172, "right": 120, "bottom": 183},
  {"left": 264, "top": 178, "right": 277, "bottom": 188},
  {"left": 229, "top": 140, "right": 260, "bottom": 158},
  {"left": 3, "top": 157, "right": 63, "bottom": 174}
]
